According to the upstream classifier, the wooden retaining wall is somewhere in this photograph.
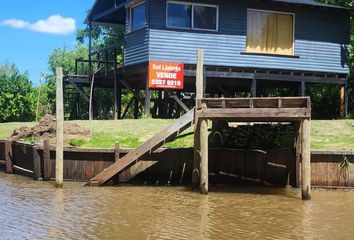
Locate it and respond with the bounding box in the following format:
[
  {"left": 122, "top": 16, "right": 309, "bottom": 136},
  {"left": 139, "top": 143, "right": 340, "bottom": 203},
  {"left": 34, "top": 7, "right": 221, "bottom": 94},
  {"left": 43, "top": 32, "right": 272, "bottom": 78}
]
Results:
[{"left": 0, "top": 140, "right": 353, "bottom": 188}]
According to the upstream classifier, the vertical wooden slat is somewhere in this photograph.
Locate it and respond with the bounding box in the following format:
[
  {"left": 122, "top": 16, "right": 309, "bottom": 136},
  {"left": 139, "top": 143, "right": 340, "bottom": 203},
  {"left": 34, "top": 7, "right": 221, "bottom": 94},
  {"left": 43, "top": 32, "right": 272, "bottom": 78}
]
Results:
[
  {"left": 115, "top": 141, "right": 120, "bottom": 163},
  {"left": 33, "top": 145, "right": 41, "bottom": 180},
  {"left": 43, "top": 139, "right": 51, "bottom": 181},
  {"left": 5, "top": 140, "right": 13, "bottom": 174}
]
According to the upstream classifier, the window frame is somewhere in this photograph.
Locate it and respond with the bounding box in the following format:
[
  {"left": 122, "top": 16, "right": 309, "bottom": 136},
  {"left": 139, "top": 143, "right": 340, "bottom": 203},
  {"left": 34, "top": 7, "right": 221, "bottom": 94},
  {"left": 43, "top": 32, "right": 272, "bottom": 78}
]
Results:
[
  {"left": 129, "top": 1, "right": 146, "bottom": 32},
  {"left": 166, "top": 1, "right": 219, "bottom": 32},
  {"left": 246, "top": 8, "right": 296, "bottom": 56}
]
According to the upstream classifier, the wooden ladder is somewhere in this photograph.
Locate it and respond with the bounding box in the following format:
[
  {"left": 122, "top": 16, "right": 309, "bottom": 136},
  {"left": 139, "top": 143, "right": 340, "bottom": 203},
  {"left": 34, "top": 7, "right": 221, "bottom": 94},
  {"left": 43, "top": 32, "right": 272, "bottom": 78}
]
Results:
[{"left": 86, "top": 108, "right": 195, "bottom": 186}]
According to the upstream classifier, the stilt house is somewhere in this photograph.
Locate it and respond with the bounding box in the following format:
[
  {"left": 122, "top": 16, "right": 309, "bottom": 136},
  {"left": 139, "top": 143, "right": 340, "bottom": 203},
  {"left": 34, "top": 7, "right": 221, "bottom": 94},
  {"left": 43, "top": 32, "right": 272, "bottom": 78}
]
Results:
[{"left": 65, "top": 0, "right": 351, "bottom": 119}]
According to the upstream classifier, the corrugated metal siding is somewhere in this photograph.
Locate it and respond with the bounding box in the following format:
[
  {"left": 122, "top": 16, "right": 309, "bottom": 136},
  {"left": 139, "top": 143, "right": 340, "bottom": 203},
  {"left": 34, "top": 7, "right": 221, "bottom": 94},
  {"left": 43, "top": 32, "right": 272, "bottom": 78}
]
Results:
[
  {"left": 124, "top": 0, "right": 350, "bottom": 74},
  {"left": 149, "top": 29, "right": 348, "bottom": 74},
  {"left": 125, "top": 28, "right": 149, "bottom": 66}
]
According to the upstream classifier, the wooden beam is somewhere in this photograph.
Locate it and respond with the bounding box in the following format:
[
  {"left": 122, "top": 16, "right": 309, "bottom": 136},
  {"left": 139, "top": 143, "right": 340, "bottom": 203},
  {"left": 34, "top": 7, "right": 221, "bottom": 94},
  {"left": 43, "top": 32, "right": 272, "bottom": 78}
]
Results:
[
  {"left": 68, "top": 80, "right": 89, "bottom": 102},
  {"left": 197, "top": 108, "right": 311, "bottom": 121},
  {"left": 184, "top": 69, "right": 347, "bottom": 84},
  {"left": 301, "top": 119, "right": 311, "bottom": 200}
]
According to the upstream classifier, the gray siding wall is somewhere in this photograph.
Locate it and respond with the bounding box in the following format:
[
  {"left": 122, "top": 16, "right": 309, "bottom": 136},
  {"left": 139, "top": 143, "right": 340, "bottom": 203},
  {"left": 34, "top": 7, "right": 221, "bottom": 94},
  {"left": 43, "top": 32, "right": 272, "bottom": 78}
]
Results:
[
  {"left": 124, "top": 0, "right": 150, "bottom": 66},
  {"left": 146, "top": 0, "right": 350, "bottom": 74}
]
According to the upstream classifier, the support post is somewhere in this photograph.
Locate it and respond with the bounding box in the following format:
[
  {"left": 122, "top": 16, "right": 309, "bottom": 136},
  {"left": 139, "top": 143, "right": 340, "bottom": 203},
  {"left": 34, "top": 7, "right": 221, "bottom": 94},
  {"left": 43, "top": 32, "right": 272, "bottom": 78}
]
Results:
[
  {"left": 33, "top": 145, "right": 41, "bottom": 180},
  {"left": 345, "top": 83, "right": 349, "bottom": 117},
  {"left": 193, "top": 49, "right": 204, "bottom": 190},
  {"left": 301, "top": 118, "right": 311, "bottom": 200},
  {"left": 199, "top": 115, "right": 208, "bottom": 195},
  {"left": 251, "top": 78, "right": 257, "bottom": 97},
  {"left": 43, "top": 139, "right": 51, "bottom": 181},
  {"left": 56, "top": 67, "right": 64, "bottom": 188},
  {"left": 5, "top": 140, "right": 13, "bottom": 174},
  {"left": 300, "top": 81, "right": 306, "bottom": 96},
  {"left": 134, "top": 96, "right": 139, "bottom": 119},
  {"left": 340, "top": 84, "right": 345, "bottom": 119},
  {"left": 145, "top": 73, "right": 151, "bottom": 117},
  {"left": 88, "top": 22, "right": 93, "bottom": 77}
]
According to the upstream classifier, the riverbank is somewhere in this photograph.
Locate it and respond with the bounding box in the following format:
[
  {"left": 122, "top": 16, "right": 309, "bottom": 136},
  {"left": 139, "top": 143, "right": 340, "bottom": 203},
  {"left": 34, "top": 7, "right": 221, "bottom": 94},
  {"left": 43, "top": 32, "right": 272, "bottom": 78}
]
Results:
[{"left": 1, "top": 119, "right": 354, "bottom": 150}]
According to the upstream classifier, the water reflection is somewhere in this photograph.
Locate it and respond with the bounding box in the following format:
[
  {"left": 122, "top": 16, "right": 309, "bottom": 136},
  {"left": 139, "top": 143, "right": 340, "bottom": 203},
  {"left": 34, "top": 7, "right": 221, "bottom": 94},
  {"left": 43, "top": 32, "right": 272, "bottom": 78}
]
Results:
[{"left": 1, "top": 172, "right": 354, "bottom": 240}]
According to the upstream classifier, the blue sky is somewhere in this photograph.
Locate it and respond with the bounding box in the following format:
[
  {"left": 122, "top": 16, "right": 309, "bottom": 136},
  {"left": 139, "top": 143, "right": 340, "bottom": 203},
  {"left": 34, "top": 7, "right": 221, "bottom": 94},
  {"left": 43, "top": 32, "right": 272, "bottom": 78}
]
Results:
[{"left": 0, "top": 0, "right": 94, "bottom": 85}]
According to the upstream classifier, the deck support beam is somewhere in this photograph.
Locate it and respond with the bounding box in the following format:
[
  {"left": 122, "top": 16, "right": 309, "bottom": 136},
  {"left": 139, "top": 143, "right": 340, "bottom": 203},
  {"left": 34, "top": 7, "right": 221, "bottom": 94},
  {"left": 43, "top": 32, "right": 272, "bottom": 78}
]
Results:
[
  {"left": 300, "top": 81, "right": 306, "bottom": 96},
  {"left": 251, "top": 78, "right": 257, "bottom": 97},
  {"left": 340, "top": 84, "right": 347, "bottom": 119},
  {"left": 145, "top": 74, "right": 151, "bottom": 117},
  {"left": 301, "top": 118, "right": 311, "bottom": 200}
]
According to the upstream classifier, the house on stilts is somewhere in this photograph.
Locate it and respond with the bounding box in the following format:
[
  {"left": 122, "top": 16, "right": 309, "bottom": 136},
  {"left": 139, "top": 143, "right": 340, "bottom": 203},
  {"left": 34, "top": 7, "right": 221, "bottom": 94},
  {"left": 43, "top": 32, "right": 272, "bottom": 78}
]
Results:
[{"left": 64, "top": 0, "right": 351, "bottom": 120}]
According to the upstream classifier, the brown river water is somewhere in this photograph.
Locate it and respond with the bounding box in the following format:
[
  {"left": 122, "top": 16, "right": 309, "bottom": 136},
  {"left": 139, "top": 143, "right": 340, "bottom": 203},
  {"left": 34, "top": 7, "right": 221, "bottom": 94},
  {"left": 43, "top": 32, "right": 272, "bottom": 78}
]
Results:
[{"left": 1, "top": 172, "right": 354, "bottom": 240}]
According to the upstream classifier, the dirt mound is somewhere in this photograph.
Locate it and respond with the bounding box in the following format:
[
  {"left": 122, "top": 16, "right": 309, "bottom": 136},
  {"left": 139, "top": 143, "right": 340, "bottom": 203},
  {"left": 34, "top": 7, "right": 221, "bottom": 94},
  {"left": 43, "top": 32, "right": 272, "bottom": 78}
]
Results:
[{"left": 11, "top": 115, "right": 90, "bottom": 144}]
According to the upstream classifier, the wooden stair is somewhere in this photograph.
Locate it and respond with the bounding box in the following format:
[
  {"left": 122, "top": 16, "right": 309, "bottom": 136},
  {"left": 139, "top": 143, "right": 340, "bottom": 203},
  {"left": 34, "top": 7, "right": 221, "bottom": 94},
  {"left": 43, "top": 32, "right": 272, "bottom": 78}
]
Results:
[{"left": 86, "top": 108, "right": 195, "bottom": 186}]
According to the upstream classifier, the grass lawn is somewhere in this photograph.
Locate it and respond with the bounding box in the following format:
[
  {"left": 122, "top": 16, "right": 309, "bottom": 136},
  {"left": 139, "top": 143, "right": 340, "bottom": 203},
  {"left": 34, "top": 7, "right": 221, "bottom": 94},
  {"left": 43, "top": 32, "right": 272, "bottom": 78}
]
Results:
[{"left": 1, "top": 119, "right": 354, "bottom": 150}]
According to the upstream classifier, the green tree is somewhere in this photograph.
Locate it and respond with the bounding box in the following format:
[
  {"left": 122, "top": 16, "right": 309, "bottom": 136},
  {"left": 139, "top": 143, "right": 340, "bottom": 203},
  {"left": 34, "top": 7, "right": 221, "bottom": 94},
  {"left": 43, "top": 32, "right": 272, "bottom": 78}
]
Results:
[{"left": 0, "top": 62, "right": 36, "bottom": 122}]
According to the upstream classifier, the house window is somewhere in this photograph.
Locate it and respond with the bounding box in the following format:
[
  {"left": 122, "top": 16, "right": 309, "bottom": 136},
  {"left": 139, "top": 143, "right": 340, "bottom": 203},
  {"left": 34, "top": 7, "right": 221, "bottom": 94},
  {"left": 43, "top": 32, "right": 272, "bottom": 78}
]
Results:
[
  {"left": 167, "top": 3, "right": 192, "bottom": 28},
  {"left": 130, "top": 2, "right": 146, "bottom": 31},
  {"left": 246, "top": 9, "right": 294, "bottom": 55},
  {"left": 166, "top": 2, "right": 218, "bottom": 31},
  {"left": 193, "top": 5, "right": 218, "bottom": 30}
]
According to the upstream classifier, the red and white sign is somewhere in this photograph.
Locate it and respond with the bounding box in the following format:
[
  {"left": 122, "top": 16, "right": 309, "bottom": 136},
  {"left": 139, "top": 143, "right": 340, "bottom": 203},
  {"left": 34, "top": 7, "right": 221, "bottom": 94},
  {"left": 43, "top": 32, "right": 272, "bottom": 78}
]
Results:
[{"left": 148, "top": 62, "right": 184, "bottom": 89}]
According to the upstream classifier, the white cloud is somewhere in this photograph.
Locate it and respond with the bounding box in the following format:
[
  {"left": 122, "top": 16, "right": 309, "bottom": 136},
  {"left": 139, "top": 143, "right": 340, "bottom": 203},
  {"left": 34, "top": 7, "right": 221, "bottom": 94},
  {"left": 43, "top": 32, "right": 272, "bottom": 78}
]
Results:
[{"left": 1, "top": 15, "right": 76, "bottom": 35}]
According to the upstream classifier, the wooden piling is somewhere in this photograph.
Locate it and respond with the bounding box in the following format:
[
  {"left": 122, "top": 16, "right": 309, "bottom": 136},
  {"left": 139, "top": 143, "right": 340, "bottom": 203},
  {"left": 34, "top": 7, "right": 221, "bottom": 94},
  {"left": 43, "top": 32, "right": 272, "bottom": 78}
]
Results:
[
  {"left": 43, "top": 139, "right": 51, "bottom": 181},
  {"left": 56, "top": 67, "right": 64, "bottom": 188},
  {"left": 301, "top": 118, "right": 311, "bottom": 200},
  {"left": 33, "top": 145, "right": 41, "bottom": 180},
  {"left": 192, "top": 49, "right": 204, "bottom": 190},
  {"left": 199, "top": 116, "right": 208, "bottom": 195},
  {"left": 145, "top": 73, "right": 151, "bottom": 117},
  {"left": 5, "top": 140, "right": 13, "bottom": 174}
]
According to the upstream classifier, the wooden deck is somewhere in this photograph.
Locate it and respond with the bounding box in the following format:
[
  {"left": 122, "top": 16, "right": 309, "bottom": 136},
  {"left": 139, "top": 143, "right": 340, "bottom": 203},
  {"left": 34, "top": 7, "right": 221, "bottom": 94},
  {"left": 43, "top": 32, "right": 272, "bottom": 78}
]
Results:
[{"left": 197, "top": 97, "right": 311, "bottom": 122}]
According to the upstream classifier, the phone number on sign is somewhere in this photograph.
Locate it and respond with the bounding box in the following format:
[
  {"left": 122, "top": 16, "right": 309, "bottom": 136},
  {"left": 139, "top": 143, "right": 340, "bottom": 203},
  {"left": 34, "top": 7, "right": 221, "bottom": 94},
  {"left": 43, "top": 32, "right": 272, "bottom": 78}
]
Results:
[{"left": 151, "top": 79, "right": 182, "bottom": 86}]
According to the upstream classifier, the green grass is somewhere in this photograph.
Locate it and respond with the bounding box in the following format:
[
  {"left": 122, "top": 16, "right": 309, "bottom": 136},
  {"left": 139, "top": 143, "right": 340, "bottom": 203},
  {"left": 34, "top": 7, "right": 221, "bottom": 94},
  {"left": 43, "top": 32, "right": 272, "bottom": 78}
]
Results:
[{"left": 1, "top": 119, "right": 354, "bottom": 150}]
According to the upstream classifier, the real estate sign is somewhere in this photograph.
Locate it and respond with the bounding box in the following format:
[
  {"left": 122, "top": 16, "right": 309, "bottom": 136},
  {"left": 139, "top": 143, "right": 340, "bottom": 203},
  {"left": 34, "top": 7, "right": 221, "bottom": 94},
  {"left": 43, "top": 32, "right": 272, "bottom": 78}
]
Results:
[{"left": 148, "top": 62, "right": 184, "bottom": 89}]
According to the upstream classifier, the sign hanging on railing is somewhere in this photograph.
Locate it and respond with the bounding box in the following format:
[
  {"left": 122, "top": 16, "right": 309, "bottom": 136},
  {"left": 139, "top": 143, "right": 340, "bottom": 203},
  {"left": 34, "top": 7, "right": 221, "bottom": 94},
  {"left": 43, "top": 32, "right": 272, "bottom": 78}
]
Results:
[{"left": 148, "top": 62, "right": 184, "bottom": 89}]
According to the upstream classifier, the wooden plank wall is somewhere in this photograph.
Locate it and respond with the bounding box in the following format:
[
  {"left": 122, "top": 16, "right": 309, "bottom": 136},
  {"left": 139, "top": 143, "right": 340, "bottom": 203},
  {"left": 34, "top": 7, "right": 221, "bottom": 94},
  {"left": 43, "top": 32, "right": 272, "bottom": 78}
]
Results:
[
  {"left": 1, "top": 141, "right": 354, "bottom": 188},
  {"left": 311, "top": 153, "right": 354, "bottom": 187}
]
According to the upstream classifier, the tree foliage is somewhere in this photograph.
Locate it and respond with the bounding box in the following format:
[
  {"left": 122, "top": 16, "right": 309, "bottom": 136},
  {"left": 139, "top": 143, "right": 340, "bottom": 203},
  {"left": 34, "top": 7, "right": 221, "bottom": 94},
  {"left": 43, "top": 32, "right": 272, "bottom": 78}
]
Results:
[{"left": 0, "top": 62, "right": 36, "bottom": 122}]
